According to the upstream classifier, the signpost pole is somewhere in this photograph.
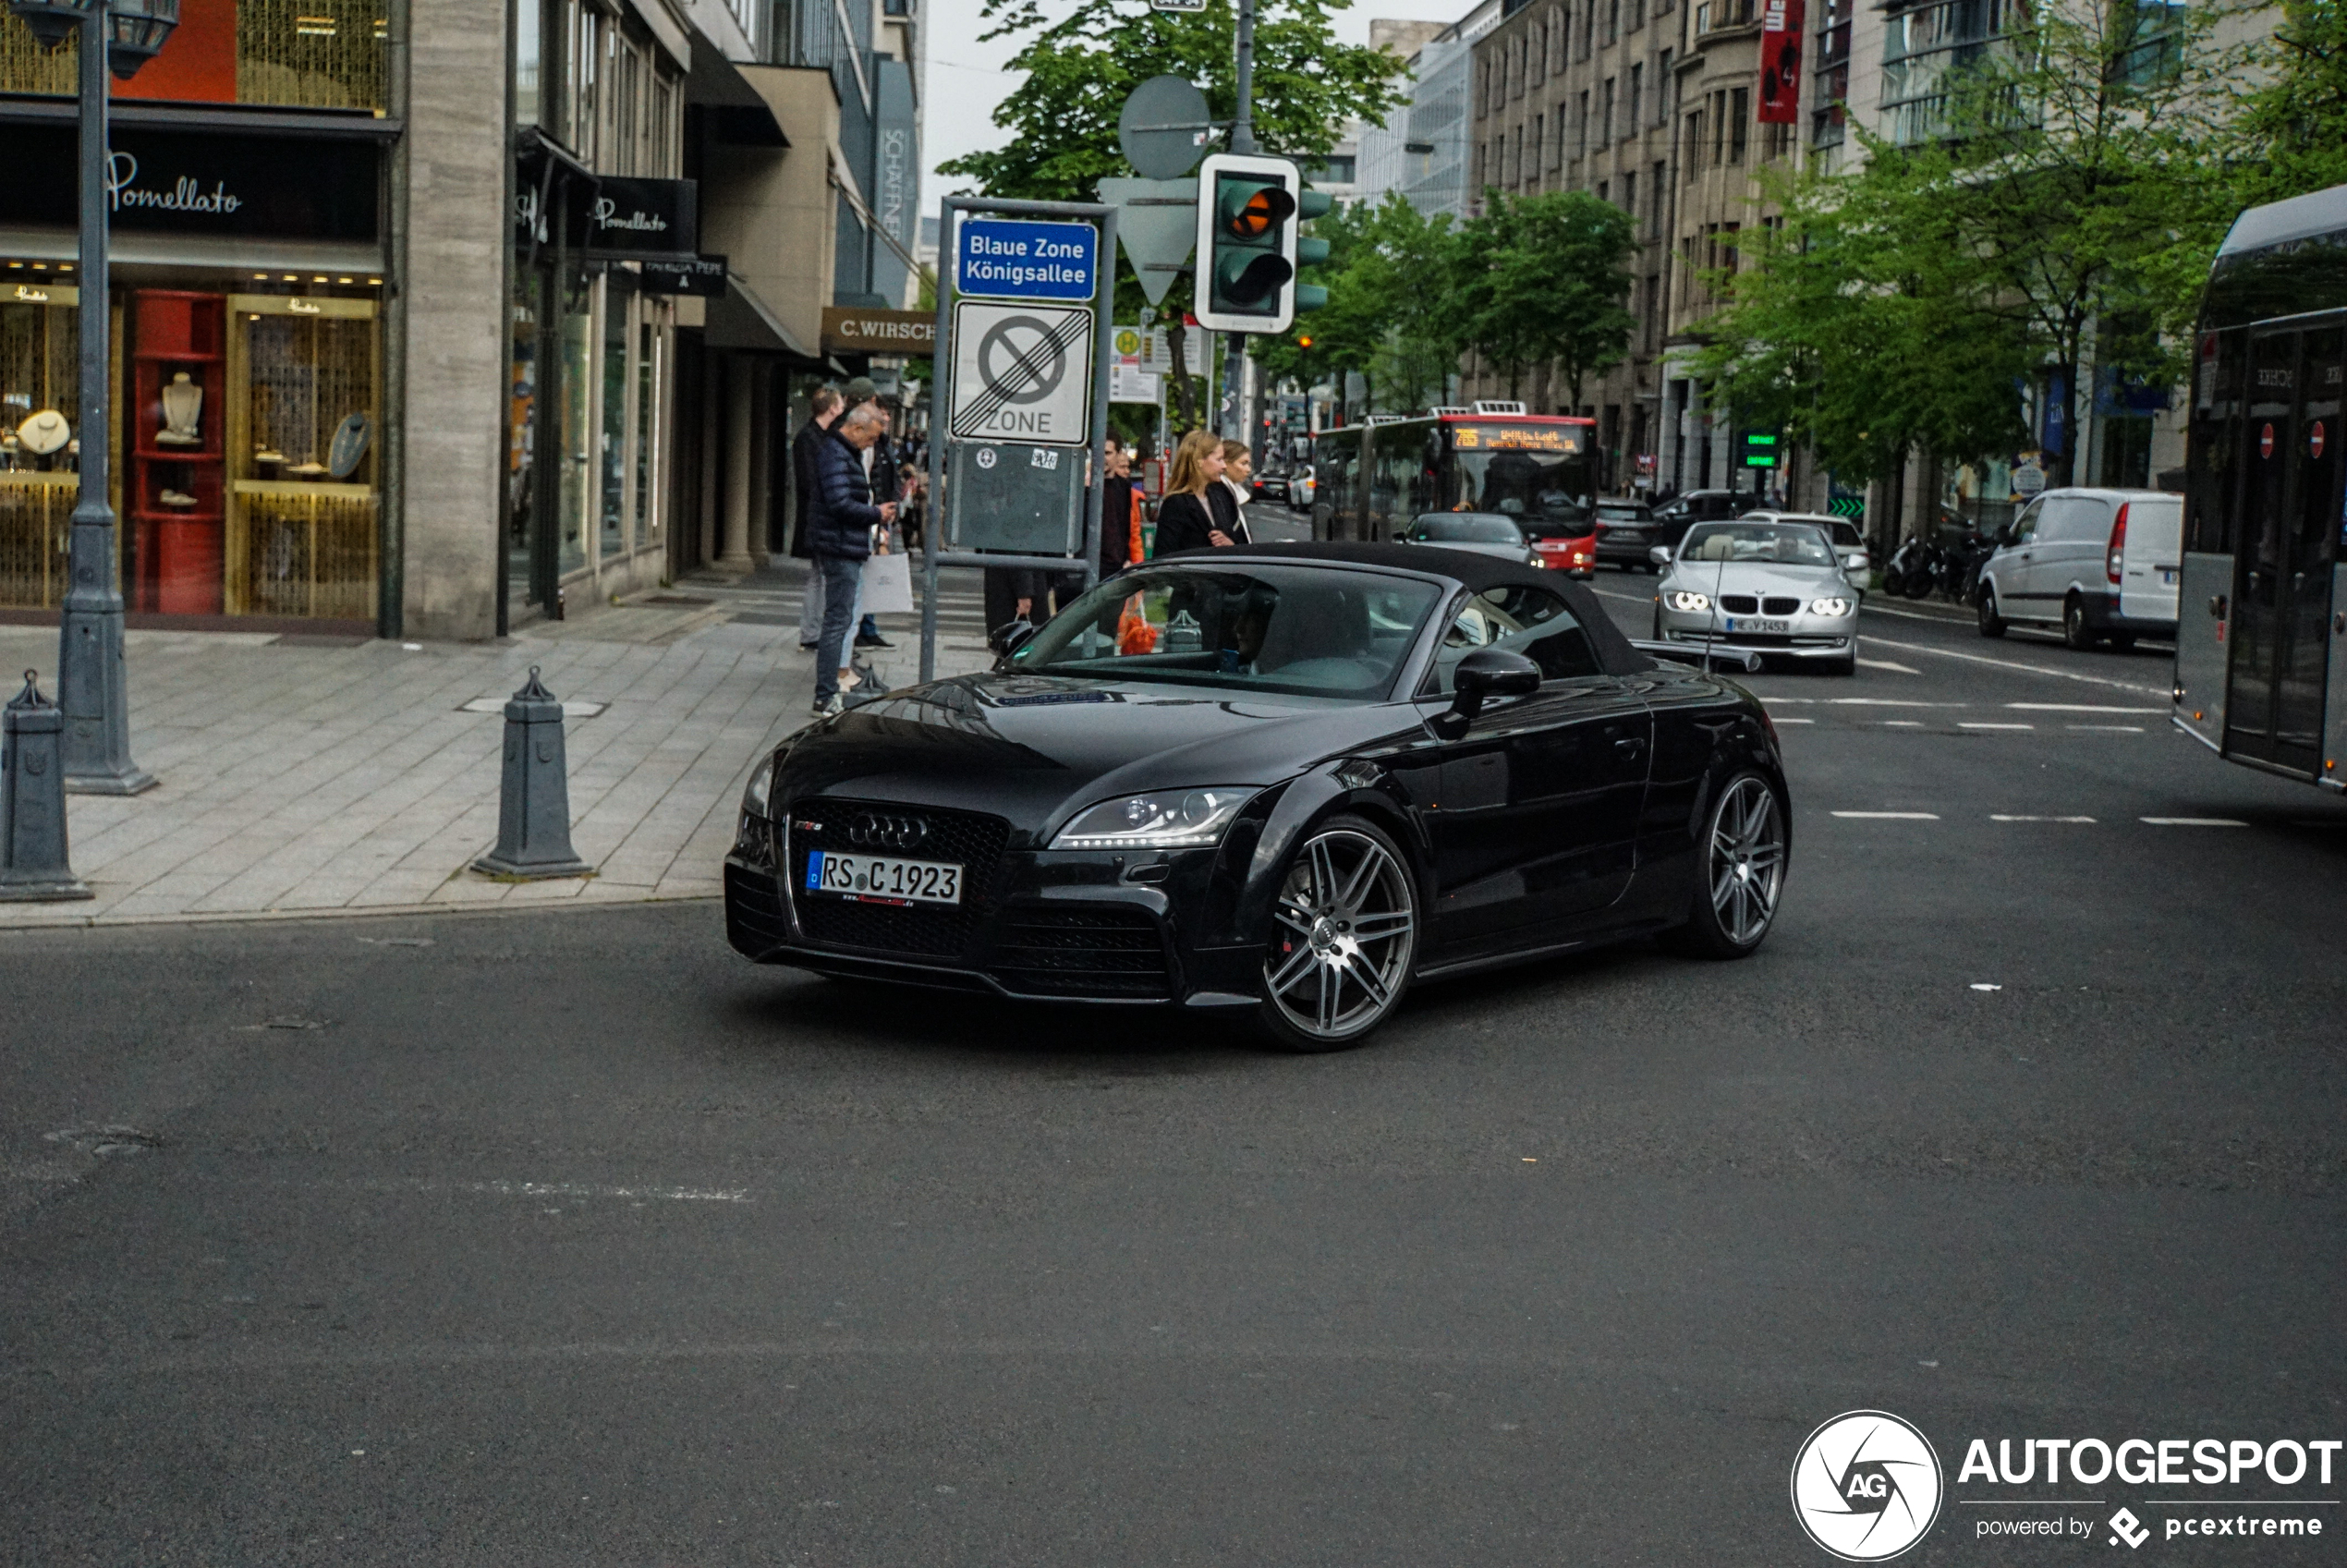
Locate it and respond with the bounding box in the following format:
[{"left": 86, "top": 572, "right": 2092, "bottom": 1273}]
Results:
[{"left": 919, "top": 196, "right": 1117, "bottom": 687}]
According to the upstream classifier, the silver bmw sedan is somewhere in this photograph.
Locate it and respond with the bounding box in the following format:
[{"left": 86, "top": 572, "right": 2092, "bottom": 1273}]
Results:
[{"left": 1650, "top": 518, "right": 1861, "bottom": 675}]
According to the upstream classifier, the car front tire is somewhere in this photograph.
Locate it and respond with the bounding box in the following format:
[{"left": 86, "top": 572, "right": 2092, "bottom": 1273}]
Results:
[
  {"left": 1255, "top": 814, "right": 1418, "bottom": 1052},
  {"left": 1663, "top": 772, "right": 1788, "bottom": 960},
  {"left": 1977, "top": 585, "right": 2007, "bottom": 638}
]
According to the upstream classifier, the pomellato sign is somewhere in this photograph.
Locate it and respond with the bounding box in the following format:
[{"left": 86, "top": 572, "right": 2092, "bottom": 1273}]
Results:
[
  {"left": 0, "top": 127, "right": 379, "bottom": 241},
  {"left": 568, "top": 176, "right": 698, "bottom": 258}
]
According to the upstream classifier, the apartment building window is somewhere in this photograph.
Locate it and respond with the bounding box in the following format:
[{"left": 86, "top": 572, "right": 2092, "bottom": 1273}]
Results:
[
  {"left": 1621, "top": 169, "right": 1636, "bottom": 217},
  {"left": 1684, "top": 109, "right": 1704, "bottom": 176},
  {"left": 1628, "top": 62, "right": 1642, "bottom": 127},
  {"left": 1534, "top": 16, "right": 1548, "bottom": 83},
  {"left": 1510, "top": 125, "right": 1524, "bottom": 185},
  {"left": 1644, "top": 273, "right": 1660, "bottom": 351},
  {"left": 1881, "top": 0, "right": 2019, "bottom": 143},
  {"left": 1653, "top": 48, "right": 1672, "bottom": 122},
  {"left": 1577, "top": 91, "right": 1592, "bottom": 156},
  {"left": 1531, "top": 115, "right": 1546, "bottom": 180},
  {"left": 1553, "top": 101, "right": 1570, "bottom": 168},
  {"left": 1605, "top": 0, "right": 1620, "bottom": 44},
  {"left": 1579, "top": 0, "right": 1595, "bottom": 58},
  {"left": 1600, "top": 78, "right": 1615, "bottom": 145},
  {"left": 1730, "top": 85, "right": 1750, "bottom": 161},
  {"left": 1598, "top": 179, "right": 1611, "bottom": 203},
  {"left": 1631, "top": 0, "right": 1647, "bottom": 29},
  {"left": 1812, "top": 0, "right": 1851, "bottom": 146},
  {"left": 1651, "top": 159, "right": 1668, "bottom": 234},
  {"left": 1514, "top": 34, "right": 1527, "bottom": 99}
]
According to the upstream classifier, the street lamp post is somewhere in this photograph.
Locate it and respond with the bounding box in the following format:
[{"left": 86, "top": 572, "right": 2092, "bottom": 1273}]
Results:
[{"left": 9, "top": 0, "right": 177, "bottom": 795}]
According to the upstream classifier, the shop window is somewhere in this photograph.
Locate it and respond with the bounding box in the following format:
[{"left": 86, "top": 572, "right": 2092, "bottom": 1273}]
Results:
[
  {"left": 226, "top": 292, "right": 381, "bottom": 621},
  {"left": 0, "top": 2, "right": 387, "bottom": 113},
  {"left": 129, "top": 292, "right": 228, "bottom": 614},
  {"left": 634, "top": 318, "right": 659, "bottom": 549},
  {"left": 599, "top": 275, "right": 629, "bottom": 559},
  {"left": 0, "top": 286, "right": 84, "bottom": 610},
  {"left": 555, "top": 276, "right": 592, "bottom": 577}
]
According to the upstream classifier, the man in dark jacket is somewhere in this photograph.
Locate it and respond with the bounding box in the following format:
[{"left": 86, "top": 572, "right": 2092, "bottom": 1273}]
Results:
[
  {"left": 842, "top": 376, "right": 897, "bottom": 651},
  {"left": 792, "top": 384, "right": 844, "bottom": 650},
  {"left": 810, "top": 404, "right": 897, "bottom": 714}
]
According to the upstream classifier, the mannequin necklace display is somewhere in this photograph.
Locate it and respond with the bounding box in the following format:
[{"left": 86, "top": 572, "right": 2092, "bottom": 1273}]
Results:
[
  {"left": 159, "top": 488, "right": 197, "bottom": 507},
  {"left": 156, "top": 371, "right": 203, "bottom": 446},
  {"left": 17, "top": 408, "right": 69, "bottom": 456}
]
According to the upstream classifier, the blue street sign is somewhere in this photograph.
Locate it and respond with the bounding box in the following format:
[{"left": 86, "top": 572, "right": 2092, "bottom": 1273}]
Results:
[{"left": 956, "top": 218, "right": 1098, "bottom": 302}]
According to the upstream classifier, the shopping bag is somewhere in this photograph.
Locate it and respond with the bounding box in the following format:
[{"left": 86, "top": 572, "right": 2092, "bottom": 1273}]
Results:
[{"left": 860, "top": 550, "right": 914, "bottom": 614}]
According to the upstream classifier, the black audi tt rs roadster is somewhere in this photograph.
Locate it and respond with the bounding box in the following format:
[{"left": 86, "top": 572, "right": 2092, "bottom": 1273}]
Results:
[{"left": 725, "top": 542, "right": 1790, "bottom": 1050}]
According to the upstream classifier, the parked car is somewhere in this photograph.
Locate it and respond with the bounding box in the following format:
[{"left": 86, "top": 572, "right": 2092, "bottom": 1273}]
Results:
[
  {"left": 1401, "top": 512, "right": 1542, "bottom": 567},
  {"left": 1975, "top": 487, "right": 2183, "bottom": 648},
  {"left": 725, "top": 543, "right": 1791, "bottom": 1051},
  {"left": 1652, "top": 517, "right": 1862, "bottom": 675},
  {"left": 1290, "top": 464, "right": 1315, "bottom": 508},
  {"left": 1739, "top": 509, "right": 1871, "bottom": 578},
  {"left": 1591, "top": 499, "right": 1661, "bottom": 571}
]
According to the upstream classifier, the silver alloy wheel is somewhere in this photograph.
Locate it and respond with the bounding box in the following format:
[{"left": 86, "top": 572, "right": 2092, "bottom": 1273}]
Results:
[
  {"left": 1709, "top": 776, "right": 1786, "bottom": 947},
  {"left": 1264, "top": 828, "right": 1417, "bottom": 1041}
]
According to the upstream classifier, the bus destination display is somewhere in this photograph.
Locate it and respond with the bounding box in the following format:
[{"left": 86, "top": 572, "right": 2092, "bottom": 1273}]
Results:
[{"left": 1451, "top": 424, "right": 1584, "bottom": 453}]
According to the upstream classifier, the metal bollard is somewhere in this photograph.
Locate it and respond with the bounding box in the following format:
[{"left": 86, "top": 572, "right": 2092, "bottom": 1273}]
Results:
[
  {"left": 470, "top": 665, "right": 593, "bottom": 880},
  {"left": 1, "top": 671, "right": 93, "bottom": 902}
]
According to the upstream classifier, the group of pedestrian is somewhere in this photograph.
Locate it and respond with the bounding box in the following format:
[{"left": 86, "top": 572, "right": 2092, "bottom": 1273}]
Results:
[
  {"left": 792, "top": 375, "right": 917, "bottom": 716},
  {"left": 1152, "top": 428, "right": 1255, "bottom": 553}
]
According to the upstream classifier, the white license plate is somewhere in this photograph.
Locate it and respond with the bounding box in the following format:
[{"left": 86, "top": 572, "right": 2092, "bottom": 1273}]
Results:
[
  {"left": 1724, "top": 617, "right": 1789, "bottom": 634},
  {"left": 804, "top": 850, "right": 963, "bottom": 906}
]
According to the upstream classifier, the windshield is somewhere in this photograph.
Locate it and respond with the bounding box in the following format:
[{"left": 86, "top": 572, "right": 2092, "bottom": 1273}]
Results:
[
  {"left": 1013, "top": 565, "right": 1443, "bottom": 699},
  {"left": 1409, "top": 514, "right": 1523, "bottom": 544},
  {"left": 1681, "top": 522, "right": 1839, "bottom": 567},
  {"left": 1444, "top": 450, "right": 1591, "bottom": 536},
  {"left": 1596, "top": 501, "right": 1649, "bottom": 519}
]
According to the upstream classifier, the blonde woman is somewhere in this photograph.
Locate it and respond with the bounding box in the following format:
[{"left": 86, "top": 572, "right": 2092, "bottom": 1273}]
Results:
[
  {"left": 1213, "top": 439, "right": 1256, "bottom": 545},
  {"left": 1150, "top": 428, "right": 1232, "bottom": 554}
]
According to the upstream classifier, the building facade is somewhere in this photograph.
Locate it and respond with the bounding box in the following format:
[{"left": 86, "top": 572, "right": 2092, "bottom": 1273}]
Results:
[{"left": 0, "top": 0, "right": 922, "bottom": 642}]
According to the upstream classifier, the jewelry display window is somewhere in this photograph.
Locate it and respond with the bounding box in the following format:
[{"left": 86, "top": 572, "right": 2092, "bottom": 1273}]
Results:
[
  {"left": 129, "top": 290, "right": 228, "bottom": 614},
  {"left": 0, "top": 282, "right": 120, "bottom": 610},
  {"left": 226, "top": 293, "right": 380, "bottom": 621}
]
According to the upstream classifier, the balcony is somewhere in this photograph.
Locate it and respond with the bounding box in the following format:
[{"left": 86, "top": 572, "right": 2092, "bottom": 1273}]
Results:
[{"left": 0, "top": 0, "right": 386, "bottom": 115}]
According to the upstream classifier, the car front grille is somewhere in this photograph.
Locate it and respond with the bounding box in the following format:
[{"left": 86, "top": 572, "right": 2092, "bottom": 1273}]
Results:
[
  {"left": 1721, "top": 595, "right": 1759, "bottom": 614},
  {"left": 786, "top": 799, "right": 1011, "bottom": 961},
  {"left": 1764, "top": 596, "right": 1802, "bottom": 615},
  {"left": 991, "top": 906, "right": 1173, "bottom": 999}
]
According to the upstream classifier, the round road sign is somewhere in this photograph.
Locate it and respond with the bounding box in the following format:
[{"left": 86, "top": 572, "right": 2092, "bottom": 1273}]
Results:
[{"left": 975, "top": 315, "right": 1070, "bottom": 407}]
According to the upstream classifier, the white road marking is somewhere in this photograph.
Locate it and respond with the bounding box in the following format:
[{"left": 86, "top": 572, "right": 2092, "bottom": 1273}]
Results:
[
  {"left": 1958, "top": 722, "right": 2036, "bottom": 731},
  {"left": 1969, "top": 982, "right": 2003, "bottom": 991},
  {"left": 1881, "top": 720, "right": 1924, "bottom": 727},
  {"left": 2005, "top": 702, "right": 2164, "bottom": 713},
  {"left": 2141, "top": 817, "right": 2248, "bottom": 827},
  {"left": 1831, "top": 810, "right": 1940, "bottom": 820},
  {"left": 1990, "top": 814, "right": 2097, "bottom": 822},
  {"left": 1854, "top": 657, "right": 1923, "bottom": 674},
  {"left": 2068, "top": 723, "right": 2146, "bottom": 733},
  {"left": 1856, "top": 633, "right": 2165, "bottom": 695},
  {"left": 1829, "top": 699, "right": 1968, "bottom": 708},
  {"left": 1772, "top": 716, "right": 1816, "bottom": 723},
  {"left": 1862, "top": 601, "right": 1976, "bottom": 626},
  {"left": 345, "top": 1178, "right": 753, "bottom": 1203}
]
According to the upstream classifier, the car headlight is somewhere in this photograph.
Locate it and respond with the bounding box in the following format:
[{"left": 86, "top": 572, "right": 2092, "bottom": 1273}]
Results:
[
  {"left": 1809, "top": 597, "right": 1854, "bottom": 616},
  {"left": 1052, "top": 787, "right": 1257, "bottom": 849},
  {"left": 741, "top": 753, "right": 776, "bottom": 820},
  {"left": 1668, "top": 590, "right": 1712, "bottom": 612}
]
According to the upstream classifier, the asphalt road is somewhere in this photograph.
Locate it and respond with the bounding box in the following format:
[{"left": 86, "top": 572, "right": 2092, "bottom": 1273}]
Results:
[{"left": 4, "top": 558, "right": 2343, "bottom": 1566}]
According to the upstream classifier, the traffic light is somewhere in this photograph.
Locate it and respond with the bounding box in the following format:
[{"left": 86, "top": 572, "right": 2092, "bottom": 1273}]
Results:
[
  {"left": 1194, "top": 152, "right": 1305, "bottom": 333},
  {"left": 1741, "top": 430, "right": 1782, "bottom": 468},
  {"left": 1293, "top": 183, "right": 1334, "bottom": 315}
]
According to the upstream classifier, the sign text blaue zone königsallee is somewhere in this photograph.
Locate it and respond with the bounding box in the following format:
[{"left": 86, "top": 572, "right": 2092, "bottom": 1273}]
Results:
[{"left": 955, "top": 218, "right": 1099, "bottom": 303}]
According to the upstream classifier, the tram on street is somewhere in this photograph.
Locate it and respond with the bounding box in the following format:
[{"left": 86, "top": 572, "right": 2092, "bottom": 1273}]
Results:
[
  {"left": 1310, "top": 405, "right": 1601, "bottom": 559},
  {"left": 2175, "top": 183, "right": 2347, "bottom": 789}
]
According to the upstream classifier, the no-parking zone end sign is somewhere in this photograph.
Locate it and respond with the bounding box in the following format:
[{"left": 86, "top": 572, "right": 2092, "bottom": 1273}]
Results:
[{"left": 949, "top": 300, "right": 1094, "bottom": 446}]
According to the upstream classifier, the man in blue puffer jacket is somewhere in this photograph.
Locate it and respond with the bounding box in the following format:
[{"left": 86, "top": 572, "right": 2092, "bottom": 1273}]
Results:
[{"left": 809, "top": 403, "right": 897, "bottom": 714}]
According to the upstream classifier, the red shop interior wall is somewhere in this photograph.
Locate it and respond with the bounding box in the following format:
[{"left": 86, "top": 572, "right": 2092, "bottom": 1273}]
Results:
[{"left": 114, "top": 0, "right": 237, "bottom": 103}]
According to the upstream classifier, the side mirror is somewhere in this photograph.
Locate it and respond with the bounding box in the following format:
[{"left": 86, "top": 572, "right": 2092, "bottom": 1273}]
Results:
[
  {"left": 1432, "top": 648, "right": 1540, "bottom": 738},
  {"left": 990, "top": 618, "right": 1038, "bottom": 660},
  {"left": 1648, "top": 545, "right": 1672, "bottom": 567}
]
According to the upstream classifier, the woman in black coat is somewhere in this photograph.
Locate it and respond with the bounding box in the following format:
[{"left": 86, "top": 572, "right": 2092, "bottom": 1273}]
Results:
[{"left": 1151, "top": 428, "right": 1234, "bottom": 556}]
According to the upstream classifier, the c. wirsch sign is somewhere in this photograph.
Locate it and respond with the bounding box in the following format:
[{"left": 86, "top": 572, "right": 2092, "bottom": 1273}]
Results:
[
  {"left": 0, "top": 127, "right": 379, "bottom": 241},
  {"left": 566, "top": 176, "right": 699, "bottom": 258}
]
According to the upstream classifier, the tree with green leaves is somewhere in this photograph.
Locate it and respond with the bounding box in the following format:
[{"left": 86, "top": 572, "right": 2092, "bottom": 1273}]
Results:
[
  {"left": 937, "top": 0, "right": 1404, "bottom": 429},
  {"left": 1249, "top": 193, "right": 1461, "bottom": 419},
  {"left": 2232, "top": 0, "right": 2347, "bottom": 208},
  {"left": 1454, "top": 189, "right": 1637, "bottom": 407}
]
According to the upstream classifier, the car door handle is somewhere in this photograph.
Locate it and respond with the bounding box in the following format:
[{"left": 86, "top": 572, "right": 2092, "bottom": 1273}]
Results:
[{"left": 1614, "top": 736, "right": 1647, "bottom": 758}]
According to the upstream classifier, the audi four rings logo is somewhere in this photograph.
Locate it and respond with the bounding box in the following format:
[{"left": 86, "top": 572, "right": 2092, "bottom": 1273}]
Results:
[
  {"left": 847, "top": 814, "right": 929, "bottom": 849},
  {"left": 1792, "top": 1410, "right": 1944, "bottom": 1561}
]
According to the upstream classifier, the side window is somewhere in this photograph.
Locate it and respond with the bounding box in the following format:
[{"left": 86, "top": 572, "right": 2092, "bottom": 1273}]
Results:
[
  {"left": 2010, "top": 497, "right": 2044, "bottom": 542},
  {"left": 1430, "top": 585, "right": 1601, "bottom": 692}
]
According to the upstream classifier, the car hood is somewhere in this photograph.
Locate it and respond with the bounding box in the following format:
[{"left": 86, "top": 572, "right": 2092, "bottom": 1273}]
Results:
[
  {"left": 1664, "top": 561, "right": 1850, "bottom": 598},
  {"left": 772, "top": 671, "right": 1414, "bottom": 843}
]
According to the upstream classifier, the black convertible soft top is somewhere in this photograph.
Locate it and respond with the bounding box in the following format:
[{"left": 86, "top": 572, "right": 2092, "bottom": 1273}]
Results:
[{"left": 1160, "top": 541, "right": 1655, "bottom": 677}]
